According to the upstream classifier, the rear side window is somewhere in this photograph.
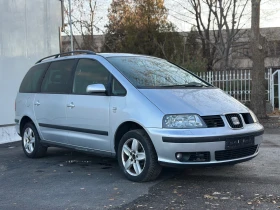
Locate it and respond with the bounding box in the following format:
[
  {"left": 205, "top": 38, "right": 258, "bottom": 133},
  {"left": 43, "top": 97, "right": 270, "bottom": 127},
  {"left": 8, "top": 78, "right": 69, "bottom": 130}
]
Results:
[
  {"left": 19, "top": 63, "right": 49, "bottom": 93},
  {"left": 41, "top": 60, "right": 76, "bottom": 93}
]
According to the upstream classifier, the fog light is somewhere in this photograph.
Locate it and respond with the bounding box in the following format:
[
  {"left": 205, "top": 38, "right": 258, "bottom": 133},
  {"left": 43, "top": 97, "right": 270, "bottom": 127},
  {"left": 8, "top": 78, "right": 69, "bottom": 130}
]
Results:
[
  {"left": 176, "top": 153, "right": 183, "bottom": 160},
  {"left": 175, "top": 152, "right": 210, "bottom": 162}
]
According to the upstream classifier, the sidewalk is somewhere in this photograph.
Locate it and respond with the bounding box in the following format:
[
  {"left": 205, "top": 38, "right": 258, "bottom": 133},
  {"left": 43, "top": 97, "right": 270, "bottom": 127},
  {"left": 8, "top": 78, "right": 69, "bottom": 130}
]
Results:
[
  {"left": 260, "top": 115, "right": 280, "bottom": 128},
  {"left": 0, "top": 125, "right": 20, "bottom": 144}
]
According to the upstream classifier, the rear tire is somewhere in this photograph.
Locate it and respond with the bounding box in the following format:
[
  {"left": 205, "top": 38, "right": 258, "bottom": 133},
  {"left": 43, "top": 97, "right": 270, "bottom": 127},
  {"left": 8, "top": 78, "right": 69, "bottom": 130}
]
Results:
[
  {"left": 22, "top": 122, "right": 47, "bottom": 158},
  {"left": 117, "top": 129, "right": 162, "bottom": 182}
]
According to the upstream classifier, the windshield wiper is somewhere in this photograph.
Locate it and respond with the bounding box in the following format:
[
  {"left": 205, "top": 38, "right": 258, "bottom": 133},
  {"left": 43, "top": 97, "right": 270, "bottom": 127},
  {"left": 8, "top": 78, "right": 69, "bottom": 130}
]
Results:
[
  {"left": 160, "top": 82, "right": 209, "bottom": 88},
  {"left": 184, "top": 82, "right": 209, "bottom": 87}
]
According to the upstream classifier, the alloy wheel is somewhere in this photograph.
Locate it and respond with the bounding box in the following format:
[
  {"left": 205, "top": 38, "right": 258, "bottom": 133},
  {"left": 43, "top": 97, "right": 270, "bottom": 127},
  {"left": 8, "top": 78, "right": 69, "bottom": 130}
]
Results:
[
  {"left": 23, "top": 127, "right": 35, "bottom": 154},
  {"left": 121, "top": 138, "right": 146, "bottom": 176}
]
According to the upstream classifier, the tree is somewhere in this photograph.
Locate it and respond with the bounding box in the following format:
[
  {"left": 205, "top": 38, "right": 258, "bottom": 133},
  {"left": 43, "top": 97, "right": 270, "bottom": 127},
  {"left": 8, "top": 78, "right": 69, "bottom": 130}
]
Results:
[
  {"left": 181, "top": 27, "right": 207, "bottom": 72},
  {"left": 103, "top": 0, "right": 133, "bottom": 52},
  {"left": 178, "top": 0, "right": 249, "bottom": 71},
  {"left": 104, "top": 0, "right": 184, "bottom": 63},
  {"left": 63, "top": 0, "right": 102, "bottom": 51},
  {"left": 250, "top": 0, "right": 267, "bottom": 118}
]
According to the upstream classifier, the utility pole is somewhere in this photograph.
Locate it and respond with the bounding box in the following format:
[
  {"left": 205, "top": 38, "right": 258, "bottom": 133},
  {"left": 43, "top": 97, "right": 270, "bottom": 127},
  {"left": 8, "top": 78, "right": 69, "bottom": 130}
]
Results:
[
  {"left": 68, "top": 0, "right": 74, "bottom": 52},
  {"left": 250, "top": 0, "right": 267, "bottom": 118}
]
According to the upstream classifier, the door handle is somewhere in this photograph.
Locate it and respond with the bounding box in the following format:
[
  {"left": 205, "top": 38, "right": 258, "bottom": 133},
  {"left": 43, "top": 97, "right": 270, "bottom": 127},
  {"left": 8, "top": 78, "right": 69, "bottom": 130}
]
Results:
[
  {"left": 67, "top": 102, "right": 75, "bottom": 108},
  {"left": 34, "top": 101, "right": 40, "bottom": 106}
]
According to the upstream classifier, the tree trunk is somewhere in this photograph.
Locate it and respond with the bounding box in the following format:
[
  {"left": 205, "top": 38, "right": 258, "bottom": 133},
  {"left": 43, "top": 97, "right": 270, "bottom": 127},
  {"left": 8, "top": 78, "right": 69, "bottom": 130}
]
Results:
[{"left": 250, "top": 0, "right": 267, "bottom": 118}]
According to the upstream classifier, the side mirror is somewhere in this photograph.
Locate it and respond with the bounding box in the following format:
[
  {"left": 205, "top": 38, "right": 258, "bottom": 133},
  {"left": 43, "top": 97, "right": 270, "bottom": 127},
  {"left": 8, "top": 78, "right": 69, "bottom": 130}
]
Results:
[{"left": 86, "top": 84, "right": 106, "bottom": 93}]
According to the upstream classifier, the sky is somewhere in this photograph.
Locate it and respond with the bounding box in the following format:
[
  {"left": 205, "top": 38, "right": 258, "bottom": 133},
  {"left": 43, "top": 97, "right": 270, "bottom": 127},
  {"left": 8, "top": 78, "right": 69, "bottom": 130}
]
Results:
[
  {"left": 66, "top": 0, "right": 280, "bottom": 34},
  {"left": 165, "top": 0, "right": 280, "bottom": 31}
]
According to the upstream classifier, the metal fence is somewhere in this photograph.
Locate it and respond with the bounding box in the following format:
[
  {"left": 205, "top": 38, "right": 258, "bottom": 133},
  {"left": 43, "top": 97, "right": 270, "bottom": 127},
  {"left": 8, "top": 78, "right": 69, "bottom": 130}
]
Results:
[{"left": 194, "top": 69, "right": 272, "bottom": 102}]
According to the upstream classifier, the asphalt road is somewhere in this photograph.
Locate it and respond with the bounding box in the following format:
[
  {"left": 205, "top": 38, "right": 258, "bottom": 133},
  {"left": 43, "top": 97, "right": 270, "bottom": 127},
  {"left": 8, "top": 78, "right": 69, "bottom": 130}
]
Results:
[{"left": 0, "top": 129, "right": 279, "bottom": 210}]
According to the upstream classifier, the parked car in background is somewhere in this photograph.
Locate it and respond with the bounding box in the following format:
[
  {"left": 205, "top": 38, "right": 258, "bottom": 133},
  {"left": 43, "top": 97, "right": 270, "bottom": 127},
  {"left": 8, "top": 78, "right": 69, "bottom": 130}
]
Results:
[{"left": 15, "top": 51, "right": 264, "bottom": 182}]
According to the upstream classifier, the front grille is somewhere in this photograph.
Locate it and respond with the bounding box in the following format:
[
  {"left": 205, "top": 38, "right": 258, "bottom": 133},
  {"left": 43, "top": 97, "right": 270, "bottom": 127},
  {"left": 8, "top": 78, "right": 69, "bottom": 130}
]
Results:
[
  {"left": 201, "top": 115, "right": 225, "bottom": 128},
  {"left": 215, "top": 145, "right": 258, "bottom": 161},
  {"left": 225, "top": 114, "right": 243, "bottom": 128},
  {"left": 189, "top": 152, "right": 211, "bottom": 162}
]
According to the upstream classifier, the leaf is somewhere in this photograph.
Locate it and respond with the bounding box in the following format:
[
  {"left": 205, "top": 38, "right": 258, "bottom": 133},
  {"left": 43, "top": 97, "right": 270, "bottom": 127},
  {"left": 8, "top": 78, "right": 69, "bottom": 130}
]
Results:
[{"left": 204, "top": 194, "right": 218, "bottom": 200}]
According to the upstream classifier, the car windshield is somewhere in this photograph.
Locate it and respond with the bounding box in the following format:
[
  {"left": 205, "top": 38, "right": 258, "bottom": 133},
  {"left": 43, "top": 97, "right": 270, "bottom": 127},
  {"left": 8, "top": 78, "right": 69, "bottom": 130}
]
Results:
[{"left": 107, "top": 56, "right": 209, "bottom": 88}]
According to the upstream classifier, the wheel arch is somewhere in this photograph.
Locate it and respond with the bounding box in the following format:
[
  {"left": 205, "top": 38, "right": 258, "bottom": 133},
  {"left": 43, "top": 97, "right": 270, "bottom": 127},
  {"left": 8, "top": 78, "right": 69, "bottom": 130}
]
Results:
[
  {"left": 114, "top": 121, "right": 151, "bottom": 154},
  {"left": 20, "top": 116, "right": 35, "bottom": 136}
]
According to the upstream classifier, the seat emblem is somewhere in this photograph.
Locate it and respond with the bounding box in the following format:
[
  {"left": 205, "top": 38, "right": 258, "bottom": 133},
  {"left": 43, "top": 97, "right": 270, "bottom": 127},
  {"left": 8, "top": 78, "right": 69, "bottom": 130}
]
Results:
[{"left": 231, "top": 116, "right": 240, "bottom": 125}]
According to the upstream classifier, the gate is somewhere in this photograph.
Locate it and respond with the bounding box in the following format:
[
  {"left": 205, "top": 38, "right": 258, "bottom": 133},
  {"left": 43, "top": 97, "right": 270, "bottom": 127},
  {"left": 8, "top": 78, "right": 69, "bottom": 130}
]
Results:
[
  {"left": 270, "top": 70, "right": 280, "bottom": 110},
  {"left": 194, "top": 69, "right": 271, "bottom": 103}
]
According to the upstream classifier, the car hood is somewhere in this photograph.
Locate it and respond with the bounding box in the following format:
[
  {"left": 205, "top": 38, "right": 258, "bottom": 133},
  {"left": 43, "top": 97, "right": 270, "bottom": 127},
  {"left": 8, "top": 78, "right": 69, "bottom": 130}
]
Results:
[{"left": 139, "top": 88, "right": 249, "bottom": 116}]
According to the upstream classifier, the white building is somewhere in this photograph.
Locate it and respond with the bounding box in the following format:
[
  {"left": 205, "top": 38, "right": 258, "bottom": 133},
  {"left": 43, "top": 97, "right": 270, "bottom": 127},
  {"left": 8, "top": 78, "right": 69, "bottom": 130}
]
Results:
[{"left": 0, "top": 0, "right": 62, "bottom": 143}]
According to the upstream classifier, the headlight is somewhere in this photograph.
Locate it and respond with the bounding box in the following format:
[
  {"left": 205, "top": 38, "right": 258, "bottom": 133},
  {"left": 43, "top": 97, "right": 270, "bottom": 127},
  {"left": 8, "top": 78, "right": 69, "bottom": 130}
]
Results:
[
  {"left": 163, "top": 114, "right": 206, "bottom": 129},
  {"left": 249, "top": 110, "right": 258, "bottom": 123}
]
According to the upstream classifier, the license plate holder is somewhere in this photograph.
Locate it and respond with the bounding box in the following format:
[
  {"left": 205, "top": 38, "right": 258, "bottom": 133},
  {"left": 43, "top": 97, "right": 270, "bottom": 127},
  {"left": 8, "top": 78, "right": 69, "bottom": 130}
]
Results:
[{"left": 225, "top": 136, "right": 254, "bottom": 150}]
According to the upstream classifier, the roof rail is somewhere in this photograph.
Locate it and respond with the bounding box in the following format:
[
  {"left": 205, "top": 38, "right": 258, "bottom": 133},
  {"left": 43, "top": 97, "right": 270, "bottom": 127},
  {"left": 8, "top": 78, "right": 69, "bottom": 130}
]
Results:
[{"left": 35, "top": 50, "right": 96, "bottom": 64}]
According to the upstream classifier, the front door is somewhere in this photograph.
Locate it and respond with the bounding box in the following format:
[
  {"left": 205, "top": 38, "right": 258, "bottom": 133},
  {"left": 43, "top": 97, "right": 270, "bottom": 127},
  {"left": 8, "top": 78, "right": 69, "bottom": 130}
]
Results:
[{"left": 66, "top": 59, "right": 111, "bottom": 152}]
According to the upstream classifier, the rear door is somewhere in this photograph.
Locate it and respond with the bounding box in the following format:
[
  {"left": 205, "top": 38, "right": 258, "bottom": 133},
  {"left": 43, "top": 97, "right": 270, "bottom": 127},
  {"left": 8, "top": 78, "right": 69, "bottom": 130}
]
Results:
[
  {"left": 34, "top": 59, "right": 77, "bottom": 145},
  {"left": 66, "top": 59, "right": 111, "bottom": 152},
  {"left": 16, "top": 63, "right": 50, "bottom": 133}
]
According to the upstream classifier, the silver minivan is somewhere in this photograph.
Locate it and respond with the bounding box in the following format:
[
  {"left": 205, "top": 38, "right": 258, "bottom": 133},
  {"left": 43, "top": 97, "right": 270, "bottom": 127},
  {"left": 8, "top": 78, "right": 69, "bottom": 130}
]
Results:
[{"left": 15, "top": 51, "right": 264, "bottom": 182}]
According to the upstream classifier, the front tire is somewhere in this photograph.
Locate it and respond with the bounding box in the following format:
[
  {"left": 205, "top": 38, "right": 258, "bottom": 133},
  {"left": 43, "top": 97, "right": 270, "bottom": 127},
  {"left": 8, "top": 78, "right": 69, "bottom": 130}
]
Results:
[
  {"left": 117, "top": 129, "right": 162, "bottom": 182},
  {"left": 22, "top": 122, "right": 47, "bottom": 158}
]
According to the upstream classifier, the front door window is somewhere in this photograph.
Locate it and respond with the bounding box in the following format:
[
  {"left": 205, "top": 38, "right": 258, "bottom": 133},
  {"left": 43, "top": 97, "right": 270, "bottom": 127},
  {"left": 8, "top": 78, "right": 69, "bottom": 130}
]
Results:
[{"left": 73, "top": 59, "right": 110, "bottom": 94}]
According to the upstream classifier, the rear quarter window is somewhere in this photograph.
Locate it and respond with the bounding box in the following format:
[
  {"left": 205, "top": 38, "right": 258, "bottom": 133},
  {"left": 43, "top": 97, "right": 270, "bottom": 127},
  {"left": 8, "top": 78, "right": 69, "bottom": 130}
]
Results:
[{"left": 19, "top": 63, "right": 49, "bottom": 93}]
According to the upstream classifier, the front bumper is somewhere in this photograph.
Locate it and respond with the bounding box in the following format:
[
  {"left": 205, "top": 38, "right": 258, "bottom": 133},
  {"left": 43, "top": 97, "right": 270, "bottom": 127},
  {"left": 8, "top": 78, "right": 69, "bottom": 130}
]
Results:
[{"left": 146, "top": 123, "right": 264, "bottom": 167}]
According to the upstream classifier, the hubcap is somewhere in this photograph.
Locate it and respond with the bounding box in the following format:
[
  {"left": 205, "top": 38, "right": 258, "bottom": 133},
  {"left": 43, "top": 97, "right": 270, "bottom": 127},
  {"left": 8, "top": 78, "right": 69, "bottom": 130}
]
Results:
[
  {"left": 121, "top": 138, "right": 146, "bottom": 176},
  {"left": 23, "top": 127, "right": 35, "bottom": 154}
]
